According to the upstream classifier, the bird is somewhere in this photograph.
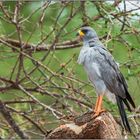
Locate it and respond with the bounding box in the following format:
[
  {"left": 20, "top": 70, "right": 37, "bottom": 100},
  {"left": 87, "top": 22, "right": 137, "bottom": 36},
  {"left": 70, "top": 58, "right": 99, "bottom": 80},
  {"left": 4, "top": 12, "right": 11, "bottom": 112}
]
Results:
[{"left": 77, "top": 26, "right": 135, "bottom": 133}]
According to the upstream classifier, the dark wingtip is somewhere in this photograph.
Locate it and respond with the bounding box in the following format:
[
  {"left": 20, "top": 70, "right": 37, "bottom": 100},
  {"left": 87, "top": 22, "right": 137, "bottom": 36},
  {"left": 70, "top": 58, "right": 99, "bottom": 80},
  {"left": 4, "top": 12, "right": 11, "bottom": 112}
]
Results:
[
  {"left": 123, "top": 99, "right": 132, "bottom": 112},
  {"left": 126, "top": 91, "right": 136, "bottom": 109}
]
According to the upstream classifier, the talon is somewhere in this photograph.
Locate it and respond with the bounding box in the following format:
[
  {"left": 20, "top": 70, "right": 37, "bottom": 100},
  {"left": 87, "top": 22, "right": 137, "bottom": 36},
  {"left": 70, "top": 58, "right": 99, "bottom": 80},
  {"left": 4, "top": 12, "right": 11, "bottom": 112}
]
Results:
[
  {"left": 93, "top": 109, "right": 106, "bottom": 118},
  {"left": 93, "top": 112, "right": 100, "bottom": 118}
]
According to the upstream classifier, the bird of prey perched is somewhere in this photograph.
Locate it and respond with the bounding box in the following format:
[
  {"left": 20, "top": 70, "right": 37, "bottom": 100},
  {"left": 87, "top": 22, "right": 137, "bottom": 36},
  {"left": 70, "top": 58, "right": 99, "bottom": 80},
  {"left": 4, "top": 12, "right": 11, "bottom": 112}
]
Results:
[{"left": 77, "top": 26, "right": 135, "bottom": 133}]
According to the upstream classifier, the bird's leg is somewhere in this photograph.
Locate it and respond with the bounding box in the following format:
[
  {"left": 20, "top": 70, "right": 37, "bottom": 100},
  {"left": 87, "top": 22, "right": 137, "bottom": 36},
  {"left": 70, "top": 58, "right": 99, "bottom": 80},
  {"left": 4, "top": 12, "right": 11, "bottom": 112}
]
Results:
[
  {"left": 93, "top": 96, "right": 100, "bottom": 113},
  {"left": 93, "top": 95, "right": 105, "bottom": 117}
]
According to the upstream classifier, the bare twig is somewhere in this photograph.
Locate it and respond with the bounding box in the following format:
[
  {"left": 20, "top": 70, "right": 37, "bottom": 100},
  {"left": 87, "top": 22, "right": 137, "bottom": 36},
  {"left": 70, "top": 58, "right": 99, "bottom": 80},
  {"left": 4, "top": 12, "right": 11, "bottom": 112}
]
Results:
[{"left": 0, "top": 101, "right": 28, "bottom": 139}]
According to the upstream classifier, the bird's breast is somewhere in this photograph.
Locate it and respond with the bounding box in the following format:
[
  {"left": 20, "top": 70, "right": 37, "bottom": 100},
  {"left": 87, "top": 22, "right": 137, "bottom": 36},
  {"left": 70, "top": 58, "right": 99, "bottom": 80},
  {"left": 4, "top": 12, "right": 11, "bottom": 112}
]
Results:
[
  {"left": 84, "top": 61, "right": 101, "bottom": 80},
  {"left": 78, "top": 47, "right": 107, "bottom": 94},
  {"left": 78, "top": 48, "right": 101, "bottom": 78},
  {"left": 78, "top": 48, "right": 92, "bottom": 65}
]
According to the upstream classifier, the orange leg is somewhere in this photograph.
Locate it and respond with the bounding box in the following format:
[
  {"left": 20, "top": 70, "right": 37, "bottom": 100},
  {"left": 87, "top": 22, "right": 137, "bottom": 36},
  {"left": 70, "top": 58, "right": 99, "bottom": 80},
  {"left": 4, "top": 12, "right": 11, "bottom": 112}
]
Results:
[
  {"left": 93, "top": 95, "right": 105, "bottom": 117},
  {"left": 93, "top": 96, "right": 100, "bottom": 112}
]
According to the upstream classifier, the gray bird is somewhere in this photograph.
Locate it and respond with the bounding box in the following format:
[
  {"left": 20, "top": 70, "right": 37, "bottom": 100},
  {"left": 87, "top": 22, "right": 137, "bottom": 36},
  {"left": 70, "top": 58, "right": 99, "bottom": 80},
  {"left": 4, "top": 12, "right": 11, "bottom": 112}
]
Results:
[{"left": 77, "top": 26, "right": 135, "bottom": 133}]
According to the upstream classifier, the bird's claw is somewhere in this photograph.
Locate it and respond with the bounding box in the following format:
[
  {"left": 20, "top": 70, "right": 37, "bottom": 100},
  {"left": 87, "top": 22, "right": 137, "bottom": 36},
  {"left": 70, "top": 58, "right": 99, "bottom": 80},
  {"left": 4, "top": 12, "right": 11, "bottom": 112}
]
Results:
[{"left": 93, "top": 109, "right": 106, "bottom": 118}]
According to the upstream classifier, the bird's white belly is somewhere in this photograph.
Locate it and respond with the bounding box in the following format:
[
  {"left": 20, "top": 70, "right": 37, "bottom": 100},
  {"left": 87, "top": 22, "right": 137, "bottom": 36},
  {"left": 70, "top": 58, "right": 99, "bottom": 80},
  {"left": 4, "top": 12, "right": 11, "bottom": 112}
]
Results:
[
  {"left": 84, "top": 61, "right": 107, "bottom": 95},
  {"left": 85, "top": 62, "right": 116, "bottom": 102}
]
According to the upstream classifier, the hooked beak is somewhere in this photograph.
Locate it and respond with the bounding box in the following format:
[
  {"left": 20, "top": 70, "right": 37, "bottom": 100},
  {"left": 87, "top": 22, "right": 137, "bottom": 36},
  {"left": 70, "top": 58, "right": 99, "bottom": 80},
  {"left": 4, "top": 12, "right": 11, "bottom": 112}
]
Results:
[{"left": 76, "top": 30, "right": 85, "bottom": 37}]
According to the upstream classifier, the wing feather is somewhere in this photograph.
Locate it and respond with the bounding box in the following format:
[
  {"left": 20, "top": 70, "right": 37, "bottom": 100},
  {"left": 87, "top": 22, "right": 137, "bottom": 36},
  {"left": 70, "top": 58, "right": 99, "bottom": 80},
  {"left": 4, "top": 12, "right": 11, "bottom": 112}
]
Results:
[{"left": 92, "top": 47, "right": 127, "bottom": 98}]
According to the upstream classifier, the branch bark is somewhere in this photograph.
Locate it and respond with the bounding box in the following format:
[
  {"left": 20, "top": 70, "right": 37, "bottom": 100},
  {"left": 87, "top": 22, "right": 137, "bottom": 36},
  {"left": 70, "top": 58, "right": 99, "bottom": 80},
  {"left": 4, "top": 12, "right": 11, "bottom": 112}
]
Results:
[
  {"left": 0, "top": 37, "right": 80, "bottom": 51},
  {"left": 0, "top": 34, "right": 111, "bottom": 52},
  {"left": 0, "top": 101, "right": 28, "bottom": 139},
  {"left": 47, "top": 111, "right": 122, "bottom": 139}
]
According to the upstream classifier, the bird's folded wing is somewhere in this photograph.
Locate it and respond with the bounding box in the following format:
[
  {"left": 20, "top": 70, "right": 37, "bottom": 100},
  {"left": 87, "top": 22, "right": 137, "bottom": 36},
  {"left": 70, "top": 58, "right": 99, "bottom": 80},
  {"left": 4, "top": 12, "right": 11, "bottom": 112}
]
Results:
[{"left": 92, "top": 47, "right": 127, "bottom": 98}]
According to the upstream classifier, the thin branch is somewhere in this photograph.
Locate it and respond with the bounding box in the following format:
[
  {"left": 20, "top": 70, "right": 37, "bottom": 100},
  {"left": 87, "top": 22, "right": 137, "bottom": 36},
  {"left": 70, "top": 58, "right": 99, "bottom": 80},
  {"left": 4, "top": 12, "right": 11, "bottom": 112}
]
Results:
[
  {"left": 0, "top": 101, "right": 28, "bottom": 139},
  {"left": 18, "top": 84, "right": 63, "bottom": 118},
  {"left": 7, "top": 105, "right": 47, "bottom": 135}
]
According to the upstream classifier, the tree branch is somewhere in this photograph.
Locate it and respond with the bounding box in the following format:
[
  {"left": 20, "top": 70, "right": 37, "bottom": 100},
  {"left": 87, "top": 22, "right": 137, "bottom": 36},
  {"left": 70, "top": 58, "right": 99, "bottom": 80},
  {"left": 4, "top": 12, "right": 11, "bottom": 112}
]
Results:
[{"left": 0, "top": 101, "right": 28, "bottom": 139}]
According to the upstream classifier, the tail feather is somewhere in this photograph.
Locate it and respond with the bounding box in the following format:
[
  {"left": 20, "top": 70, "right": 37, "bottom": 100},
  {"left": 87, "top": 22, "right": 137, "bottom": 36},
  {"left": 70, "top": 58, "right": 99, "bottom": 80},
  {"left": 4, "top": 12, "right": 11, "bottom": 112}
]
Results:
[
  {"left": 123, "top": 99, "right": 132, "bottom": 112},
  {"left": 116, "top": 96, "right": 131, "bottom": 133},
  {"left": 125, "top": 90, "right": 136, "bottom": 109}
]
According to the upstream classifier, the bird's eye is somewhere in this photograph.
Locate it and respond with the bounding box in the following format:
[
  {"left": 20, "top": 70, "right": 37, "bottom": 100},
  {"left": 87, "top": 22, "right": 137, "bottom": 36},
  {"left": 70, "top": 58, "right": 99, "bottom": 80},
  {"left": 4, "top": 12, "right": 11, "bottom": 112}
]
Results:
[{"left": 81, "top": 29, "right": 88, "bottom": 34}]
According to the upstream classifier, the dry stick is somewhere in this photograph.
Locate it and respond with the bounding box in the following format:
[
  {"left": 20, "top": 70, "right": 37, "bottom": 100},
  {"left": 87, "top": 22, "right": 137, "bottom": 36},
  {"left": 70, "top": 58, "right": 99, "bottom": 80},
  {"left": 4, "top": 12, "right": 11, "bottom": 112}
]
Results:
[
  {"left": 39, "top": 53, "right": 76, "bottom": 86},
  {"left": 4, "top": 100, "right": 35, "bottom": 104},
  {"left": 0, "top": 34, "right": 109, "bottom": 93},
  {"left": 21, "top": 60, "right": 91, "bottom": 112},
  {"left": 111, "top": 7, "right": 140, "bottom": 19},
  {"left": 0, "top": 38, "right": 90, "bottom": 89},
  {"left": 113, "top": 0, "right": 122, "bottom": 7},
  {"left": 10, "top": 57, "right": 20, "bottom": 81},
  {"left": 18, "top": 2, "right": 51, "bottom": 56},
  {"left": 37, "top": 4, "right": 69, "bottom": 80},
  {"left": 39, "top": 1, "right": 51, "bottom": 37},
  {"left": 22, "top": 66, "right": 71, "bottom": 110},
  {"left": 13, "top": 2, "right": 24, "bottom": 84},
  {"left": 1, "top": 39, "right": 76, "bottom": 76},
  {"left": 24, "top": 55, "right": 69, "bottom": 95},
  {"left": 0, "top": 39, "right": 69, "bottom": 96},
  {"left": 6, "top": 105, "right": 47, "bottom": 135},
  {"left": 0, "top": 39, "right": 56, "bottom": 76},
  {"left": 26, "top": 88, "right": 92, "bottom": 109},
  {"left": 0, "top": 77, "right": 15, "bottom": 85},
  {"left": 0, "top": 77, "right": 15, "bottom": 91},
  {"left": 0, "top": 32, "right": 123, "bottom": 52},
  {"left": 81, "top": 1, "right": 88, "bottom": 25},
  {"left": 0, "top": 37, "right": 80, "bottom": 51},
  {"left": 0, "top": 78, "right": 92, "bottom": 111},
  {"left": 1, "top": 39, "right": 86, "bottom": 104},
  {"left": 42, "top": 55, "right": 92, "bottom": 107},
  {"left": 0, "top": 76, "right": 92, "bottom": 114},
  {"left": 0, "top": 4, "right": 80, "bottom": 84},
  {"left": 34, "top": 2, "right": 70, "bottom": 60},
  {"left": 18, "top": 84, "right": 63, "bottom": 118},
  {"left": 29, "top": 1, "right": 52, "bottom": 47},
  {"left": 92, "top": 1, "right": 140, "bottom": 22},
  {"left": 1, "top": 4, "right": 139, "bottom": 51},
  {"left": 92, "top": 1, "right": 107, "bottom": 21},
  {"left": 40, "top": 2, "right": 78, "bottom": 62},
  {"left": 120, "top": 0, "right": 126, "bottom": 31},
  {"left": 0, "top": 101, "right": 28, "bottom": 139},
  {"left": 2, "top": 77, "right": 85, "bottom": 115},
  {"left": 0, "top": 3, "right": 12, "bottom": 22},
  {"left": 0, "top": 22, "right": 83, "bottom": 94}
]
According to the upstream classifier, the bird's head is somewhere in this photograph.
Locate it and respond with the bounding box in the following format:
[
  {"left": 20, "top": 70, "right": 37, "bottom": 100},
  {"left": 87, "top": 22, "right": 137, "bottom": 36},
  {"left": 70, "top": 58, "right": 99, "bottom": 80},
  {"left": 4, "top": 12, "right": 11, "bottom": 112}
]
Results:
[{"left": 77, "top": 26, "right": 99, "bottom": 41}]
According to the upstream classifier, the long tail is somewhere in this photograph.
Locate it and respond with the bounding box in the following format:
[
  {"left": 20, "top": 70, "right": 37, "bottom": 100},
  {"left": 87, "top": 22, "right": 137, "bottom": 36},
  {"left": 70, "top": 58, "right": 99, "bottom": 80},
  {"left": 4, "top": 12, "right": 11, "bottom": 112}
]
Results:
[
  {"left": 116, "top": 96, "right": 131, "bottom": 133},
  {"left": 125, "top": 90, "right": 136, "bottom": 109}
]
